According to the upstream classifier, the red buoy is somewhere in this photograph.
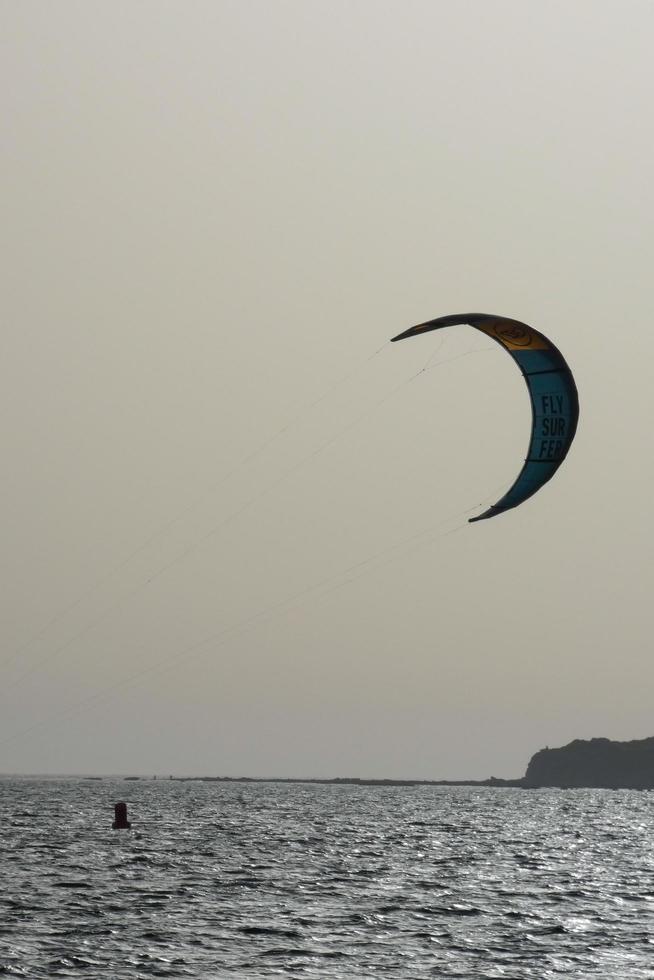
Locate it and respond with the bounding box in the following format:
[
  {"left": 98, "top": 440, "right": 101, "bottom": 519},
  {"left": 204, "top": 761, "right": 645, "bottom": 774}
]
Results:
[{"left": 112, "top": 801, "right": 131, "bottom": 830}]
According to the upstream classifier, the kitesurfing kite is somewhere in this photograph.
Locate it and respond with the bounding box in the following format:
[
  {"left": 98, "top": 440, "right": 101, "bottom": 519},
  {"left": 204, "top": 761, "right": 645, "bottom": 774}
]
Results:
[{"left": 391, "top": 313, "right": 579, "bottom": 522}]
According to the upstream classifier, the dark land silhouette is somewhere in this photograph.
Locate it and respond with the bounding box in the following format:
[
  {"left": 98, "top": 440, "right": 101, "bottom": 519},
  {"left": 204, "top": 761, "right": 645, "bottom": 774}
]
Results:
[
  {"left": 522, "top": 737, "right": 654, "bottom": 789},
  {"left": 162, "top": 737, "right": 654, "bottom": 789}
]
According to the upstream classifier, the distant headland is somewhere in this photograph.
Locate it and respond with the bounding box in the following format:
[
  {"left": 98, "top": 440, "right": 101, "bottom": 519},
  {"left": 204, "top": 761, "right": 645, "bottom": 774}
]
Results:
[
  {"left": 161, "top": 737, "right": 654, "bottom": 790},
  {"left": 63, "top": 737, "right": 654, "bottom": 789},
  {"left": 521, "top": 736, "right": 654, "bottom": 789}
]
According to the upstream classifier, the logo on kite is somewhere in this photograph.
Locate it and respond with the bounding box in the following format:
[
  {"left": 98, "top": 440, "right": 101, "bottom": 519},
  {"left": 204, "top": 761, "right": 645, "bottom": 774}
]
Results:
[
  {"left": 391, "top": 313, "right": 579, "bottom": 522},
  {"left": 495, "top": 323, "right": 533, "bottom": 347}
]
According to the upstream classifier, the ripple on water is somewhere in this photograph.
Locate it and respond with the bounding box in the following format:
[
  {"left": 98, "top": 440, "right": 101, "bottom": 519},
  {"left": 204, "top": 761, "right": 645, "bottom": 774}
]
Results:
[{"left": 2, "top": 780, "right": 654, "bottom": 978}]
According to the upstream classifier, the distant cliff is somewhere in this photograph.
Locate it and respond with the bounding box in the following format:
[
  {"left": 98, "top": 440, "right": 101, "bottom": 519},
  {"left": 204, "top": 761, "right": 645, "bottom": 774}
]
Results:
[
  {"left": 523, "top": 737, "right": 654, "bottom": 789},
  {"left": 145, "top": 737, "right": 654, "bottom": 789}
]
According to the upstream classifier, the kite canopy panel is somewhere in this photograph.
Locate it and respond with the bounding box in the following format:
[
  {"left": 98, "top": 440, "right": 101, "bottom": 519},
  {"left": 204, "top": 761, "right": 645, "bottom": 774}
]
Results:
[{"left": 391, "top": 313, "right": 579, "bottom": 522}]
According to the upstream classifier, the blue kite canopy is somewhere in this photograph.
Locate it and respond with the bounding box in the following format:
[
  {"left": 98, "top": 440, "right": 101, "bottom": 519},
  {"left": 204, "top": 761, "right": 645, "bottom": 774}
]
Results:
[{"left": 391, "top": 313, "right": 579, "bottom": 522}]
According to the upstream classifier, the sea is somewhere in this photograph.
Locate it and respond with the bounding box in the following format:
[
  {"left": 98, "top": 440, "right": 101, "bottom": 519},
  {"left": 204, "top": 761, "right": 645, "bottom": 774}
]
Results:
[{"left": 1, "top": 778, "right": 653, "bottom": 979}]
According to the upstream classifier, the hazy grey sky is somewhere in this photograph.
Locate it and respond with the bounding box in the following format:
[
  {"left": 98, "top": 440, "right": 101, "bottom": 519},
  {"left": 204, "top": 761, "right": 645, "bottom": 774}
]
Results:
[{"left": 3, "top": 0, "right": 653, "bottom": 777}]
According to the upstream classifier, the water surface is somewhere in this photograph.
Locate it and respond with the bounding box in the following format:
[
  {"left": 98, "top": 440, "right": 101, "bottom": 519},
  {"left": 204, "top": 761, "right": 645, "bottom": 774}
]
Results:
[{"left": 1, "top": 779, "right": 653, "bottom": 978}]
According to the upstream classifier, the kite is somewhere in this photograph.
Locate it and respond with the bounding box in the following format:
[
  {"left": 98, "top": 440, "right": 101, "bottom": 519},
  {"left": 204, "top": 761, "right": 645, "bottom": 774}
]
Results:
[{"left": 391, "top": 313, "right": 579, "bottom": 522}]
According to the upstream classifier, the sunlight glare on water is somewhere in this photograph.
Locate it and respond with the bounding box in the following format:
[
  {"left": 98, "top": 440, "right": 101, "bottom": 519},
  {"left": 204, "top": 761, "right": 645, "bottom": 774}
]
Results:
[{"left": 1, "top": 780, "right": 653, "bottom": 978}]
